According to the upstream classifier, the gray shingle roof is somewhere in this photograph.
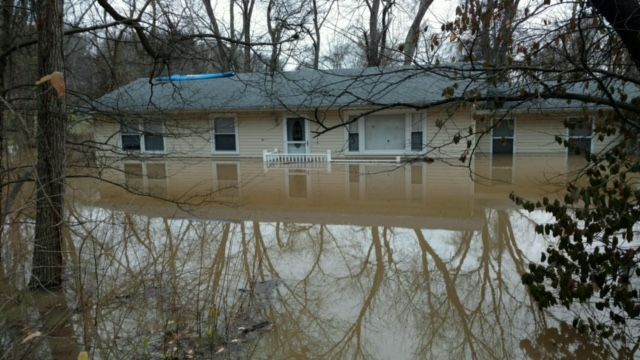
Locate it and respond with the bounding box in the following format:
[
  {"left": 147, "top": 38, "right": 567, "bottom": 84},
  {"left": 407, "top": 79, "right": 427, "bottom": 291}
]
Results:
[
  {"left": 92, "top": 67, "right": 478, "bottom": 113},
  {"left": 91, "top": 66, "right": 637, "bottom": 114}
]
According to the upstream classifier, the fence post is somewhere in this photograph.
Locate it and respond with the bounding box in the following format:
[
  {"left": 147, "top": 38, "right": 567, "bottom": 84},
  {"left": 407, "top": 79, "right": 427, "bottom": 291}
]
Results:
[
  {"left": 262, "top": 150, "right": 268, "bottom": 163},
  {"left": 326, "top": 149, "right": 332, "bottom": 163}
]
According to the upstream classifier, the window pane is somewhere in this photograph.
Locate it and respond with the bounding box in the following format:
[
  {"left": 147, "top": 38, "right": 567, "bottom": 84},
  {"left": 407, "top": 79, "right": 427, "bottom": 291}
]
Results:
[
  {"left": 287, "top": 118, "right": 306, "bottom": 142},
  {"left": 144, "top": 119, "right": 163, "bottom": 134},
  {"left": 411, "top": 131, "right": 423, "bottom": 151},
  {"left": 215, "top": 134, "right": 236, "bottom": 151},
  {"left": 364, "top": 114, "right": 405, "bottom": 151},
  {"left": 411, "top": 113, "right": 423, "bottom": 132},
  {"left": 215, "top": 118, "right": 235, "bottom": 134},
  {"left": 144, "top": 134, "right": 164, "bottom": 151},
  {"left": 492, "top": 119, "right": 514, "bottom": 138},
  {"left": 492, "top": 138, "right": 514, "bottom": 154},
  {"left": 568, "top": 119, "right": 592, "bottom": 137},
  {"left": 348, "top": 118, "right": 359, "bottom": 133},
  {"left": 349, "top": 133, "right": 359, "bottom": 151},
  {"left": 122, "top": 134, "right": 141, "bottom": 150}
]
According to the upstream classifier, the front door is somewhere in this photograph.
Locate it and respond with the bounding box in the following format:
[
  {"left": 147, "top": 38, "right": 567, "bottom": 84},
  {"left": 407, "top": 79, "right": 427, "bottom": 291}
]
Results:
[{"left": 286, "top": 117, "right": 308, "bottom": 153}]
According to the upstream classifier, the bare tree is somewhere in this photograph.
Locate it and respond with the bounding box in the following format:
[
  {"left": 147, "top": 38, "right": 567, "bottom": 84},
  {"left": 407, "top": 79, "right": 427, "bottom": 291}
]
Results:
[
  {"left": 363, "top": 0, "right": 395, "bottom": 67},
  {"left": 401, "top": 0, "right": 433, "bottom": 65}
]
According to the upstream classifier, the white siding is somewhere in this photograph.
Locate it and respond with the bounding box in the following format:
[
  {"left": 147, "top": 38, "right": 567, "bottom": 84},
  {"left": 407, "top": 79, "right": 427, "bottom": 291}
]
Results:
[
  {"left": 308, "top": 111, "right": 348, "bottom": 155},
  {"left": 94, "top": 108, "right": 620, "bottom": 159},
  {"left": 426, "top": 107, "right": 476, "bottom": 158}
]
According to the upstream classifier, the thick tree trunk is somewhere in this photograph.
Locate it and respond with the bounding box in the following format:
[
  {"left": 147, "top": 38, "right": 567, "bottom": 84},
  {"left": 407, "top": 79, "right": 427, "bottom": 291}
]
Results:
[
  {"left": 402, "top": 0, "right": 433, "bottom": 65},
  {"left": 29, "top": 0, "right": 66, "bottom": 290},
  {"left": 0, "top": 0, "right": 15, "bottom": 265},
  {"left": 366, "top": 0, "right": 381, "bottom": 67}
]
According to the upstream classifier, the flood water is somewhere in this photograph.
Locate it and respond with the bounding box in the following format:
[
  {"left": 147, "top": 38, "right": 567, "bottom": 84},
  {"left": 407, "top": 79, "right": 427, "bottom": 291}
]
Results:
[{"left": 0, "top": 154, "right": 629, "bottom": 359}]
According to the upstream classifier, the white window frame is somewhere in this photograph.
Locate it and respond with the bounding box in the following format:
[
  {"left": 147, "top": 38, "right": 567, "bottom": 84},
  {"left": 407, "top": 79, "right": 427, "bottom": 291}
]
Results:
[
  {"left": 210, "top": 114, "right": 240, "bottom": 154},
  {"left": 490, "top": 117, "right": 516, "bottom": 155},
  {"left": 120, "top": 118, "right": 166, "bottom": 154},
  {"left": 565, "top": 116, "right": 594, "bottom": 156},
  {"left": 343, "top": 110, "right": 427, "bottom": 155}
]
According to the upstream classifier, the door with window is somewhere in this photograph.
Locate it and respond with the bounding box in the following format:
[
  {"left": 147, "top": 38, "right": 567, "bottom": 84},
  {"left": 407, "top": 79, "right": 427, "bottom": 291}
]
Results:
[{"left": 286, "top": 117, "right": 308, "bottom": 154}]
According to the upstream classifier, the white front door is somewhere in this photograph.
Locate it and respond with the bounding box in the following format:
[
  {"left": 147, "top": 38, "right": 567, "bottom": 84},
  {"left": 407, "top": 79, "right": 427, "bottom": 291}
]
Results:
[{"left": 286, "top": 117, "right": 308, "bottom": 154}]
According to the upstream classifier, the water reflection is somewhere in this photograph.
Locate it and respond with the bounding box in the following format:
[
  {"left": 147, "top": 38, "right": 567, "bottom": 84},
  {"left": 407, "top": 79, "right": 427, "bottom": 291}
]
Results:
[{"left": 0, "top": 155, "right": 626, "bottom": 359}]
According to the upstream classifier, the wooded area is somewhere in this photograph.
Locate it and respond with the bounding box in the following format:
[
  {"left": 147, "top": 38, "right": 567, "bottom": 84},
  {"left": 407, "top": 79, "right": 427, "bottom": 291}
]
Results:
[{"left": 1, "top": 0, "right": 640, "bottom": 357}]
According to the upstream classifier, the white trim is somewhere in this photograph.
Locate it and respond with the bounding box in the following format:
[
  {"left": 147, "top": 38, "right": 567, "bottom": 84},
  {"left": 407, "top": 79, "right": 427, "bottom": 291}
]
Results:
[
  {"left": 283, "top": 115, "right": 310, "bottom": 154},
  {"left": 210, "top": 114, "right": 240, "bottom": 154},
  {"left": 119, "top": 118, "right": 166, "bottom": 154}
]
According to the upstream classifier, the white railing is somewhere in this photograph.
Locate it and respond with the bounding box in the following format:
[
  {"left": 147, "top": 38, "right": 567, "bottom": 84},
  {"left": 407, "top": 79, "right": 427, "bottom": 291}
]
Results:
[{"left": 263, "top": 149, "right": 332, "bottom": 165}]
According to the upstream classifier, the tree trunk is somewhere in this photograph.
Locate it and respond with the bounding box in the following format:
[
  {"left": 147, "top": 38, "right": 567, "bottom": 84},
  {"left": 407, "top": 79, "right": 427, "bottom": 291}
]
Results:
[
  {"left": 402, "top": 0, "right": 433, "bottom": 65},
  {"left": 366, "top": 0, "right": 381, "bottom": 67},
  {"left": 29, "top": 0, "right": 66, "bottom": 290},
  {"left": 0, "top": 0, "right": 12, "bottom": 264},
  {"left": 590, "top": 0, "right": 640, "bottom": 70},
  {"left": 312, "top": 0, "right": 321, "bottom": 69},
  {"left": 241, "top": 0, "right": 255, "bottom": 72}
]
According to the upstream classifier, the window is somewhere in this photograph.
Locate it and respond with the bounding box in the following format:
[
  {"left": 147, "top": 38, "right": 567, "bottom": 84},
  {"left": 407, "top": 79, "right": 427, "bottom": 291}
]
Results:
[
  {"left": 567, "top": 117, "right": 592, "bottom": 154},
  {"left": 120, "top": 119, "right": 165, "bottom": 153},
  {"left": 121, "top": 122, "right": 141, "bottom": 151},
  {"left": 348, "top": 118, "right": 359, "bottom": 152},
  {"left": 411, "top": 113, "right": 424, "bottom": 152},
  {"left": 212, "top": 116, "right": 238, "bottom": 152},
  {"left": 143, "top": 119, "right": 164, "bottom": 152},
  {"left": 492, "top": 118, "right": 515, "bottom": 154}
]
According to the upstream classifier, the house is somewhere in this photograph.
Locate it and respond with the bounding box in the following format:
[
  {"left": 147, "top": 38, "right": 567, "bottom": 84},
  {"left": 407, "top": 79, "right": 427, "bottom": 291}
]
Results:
[{"left": 90, "top": 66, "right": 620, "bottom": 160}]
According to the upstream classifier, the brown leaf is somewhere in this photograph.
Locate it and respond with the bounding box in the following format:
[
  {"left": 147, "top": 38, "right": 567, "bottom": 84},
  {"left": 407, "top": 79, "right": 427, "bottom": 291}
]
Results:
[{"left": 35, "top": 71, "right": 65, "bottom": 97}]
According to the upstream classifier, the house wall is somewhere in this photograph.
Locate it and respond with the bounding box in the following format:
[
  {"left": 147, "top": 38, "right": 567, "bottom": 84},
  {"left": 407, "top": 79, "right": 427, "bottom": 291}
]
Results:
[
  {"left": 93, "top": 107, "right": 619, "bottom": 159},
  {"left": 474, "top": 111, "right": 620, "bottom": 155}
]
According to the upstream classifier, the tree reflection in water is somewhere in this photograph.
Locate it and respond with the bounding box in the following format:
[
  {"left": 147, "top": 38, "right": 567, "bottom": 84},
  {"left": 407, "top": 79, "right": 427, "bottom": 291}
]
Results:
[{"left": 0, "top": 157, "right": 632, "bottom": 359}]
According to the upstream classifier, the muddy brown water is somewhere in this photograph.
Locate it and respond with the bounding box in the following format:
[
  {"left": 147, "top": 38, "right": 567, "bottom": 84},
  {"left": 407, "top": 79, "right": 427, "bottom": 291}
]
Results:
[{"left": 0, "top": 154, "right": 629, "bottom": 359}]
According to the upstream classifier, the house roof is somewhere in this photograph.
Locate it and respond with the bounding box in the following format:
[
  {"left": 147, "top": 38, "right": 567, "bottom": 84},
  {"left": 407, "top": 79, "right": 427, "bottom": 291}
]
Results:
[{"left": 91, "top": 65, "right": 636, "bottom": 114}]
